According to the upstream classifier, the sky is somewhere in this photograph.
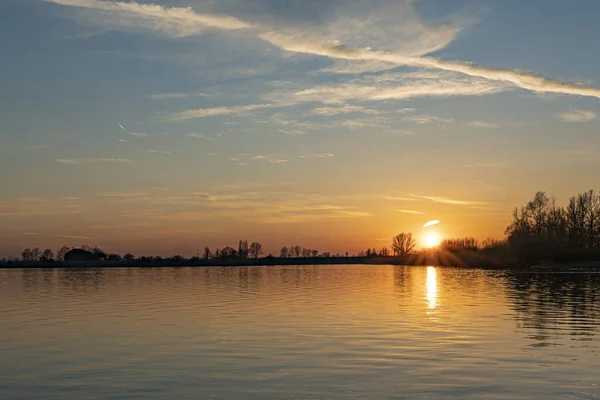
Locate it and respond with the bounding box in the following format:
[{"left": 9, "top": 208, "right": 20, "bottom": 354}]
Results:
[{"left": 1, "top": 0, "right": 600, "bottom": 257}]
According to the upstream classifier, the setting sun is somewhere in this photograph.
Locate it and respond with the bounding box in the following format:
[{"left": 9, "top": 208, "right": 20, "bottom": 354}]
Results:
[{"left": 423, "top": 233, "right": 440, "bottom": 248}]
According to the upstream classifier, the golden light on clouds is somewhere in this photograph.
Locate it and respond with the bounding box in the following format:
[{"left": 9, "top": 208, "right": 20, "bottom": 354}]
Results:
[{"left": 423, "top": 220, "right": 440, "bottom": 228}]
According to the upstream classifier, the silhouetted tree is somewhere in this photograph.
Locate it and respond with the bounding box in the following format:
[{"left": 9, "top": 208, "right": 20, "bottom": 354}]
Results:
[
  {"left": 40, "top": 249, "right": 54, "bottom": 263},
  {"left": 311, "top": 249, "right": 319, "bottom": 257},
  {"left": 106, "top": 253, "right": 122, "bottom": 261},
  {"left": 238, "top": 240, "right": 249, "bottom": 258},
  {"left": 292, "top": 245, "right": 302, "bottom": 258},
  {"left": 301, "top": 248, "right": 312, "bottom": 257},
  {"left": 20, "top": 249, "right": 32, "bottom": 262},
  {"left": 249, "top": 242, "right": 263, "bottom": 258},
  {"left": 392, "top": 233, "right": 416, "bottom": 256},
  {"left": 220, "top": 247, "right": 237, "bottom": 259},
  {"left": 280, "top": 246, "right": 289, "bottom": 258},
  {"left": 56, "top": 245, "right": 71, "bottom": 262},
  {"left": 379, "top": 247, "right": 390, "bottom": 256},
  {"left": 505, "top": 190, "right": 600, "bottom": 264},
  {"left": 441, "top": 238, "right": 479, "bottom": 252},
  {"left": 123, "top": 253, "right": 135, "bottom": 261},
  {"left": 171, "top": 255, "right": 184, "bottom": 261},
  {"left": 203, "top": 247, "right": 212, "bottom": 260}
]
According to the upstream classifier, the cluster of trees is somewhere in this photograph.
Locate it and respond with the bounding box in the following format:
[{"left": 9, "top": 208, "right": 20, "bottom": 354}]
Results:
[
  {"left": 199, "top": 240, "right": 264, "bottom": 260},
  {"left": 279, "top": 245, "right": 320, "bottom": 258},
  {"left": 358, "top": 247, "right": 389, "bottom": 257},
  {"left": 505, "top": 190, "right": 600, "bottom": 264},
  {"left": 20, "top": 245, "right": 72, "bottom": 263}
]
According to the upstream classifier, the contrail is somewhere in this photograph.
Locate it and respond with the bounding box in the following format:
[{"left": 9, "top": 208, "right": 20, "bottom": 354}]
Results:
[
  {"left": 117, "top": 122, "right": 127, "bottom": 132},
  {"left": 423, "top": 220, "right": 440, "bottom": 228}
]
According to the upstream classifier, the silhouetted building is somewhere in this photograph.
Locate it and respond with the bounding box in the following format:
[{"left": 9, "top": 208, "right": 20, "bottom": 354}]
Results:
[{"left": 64, "top": 249, "right": 99, "bottom": 262}]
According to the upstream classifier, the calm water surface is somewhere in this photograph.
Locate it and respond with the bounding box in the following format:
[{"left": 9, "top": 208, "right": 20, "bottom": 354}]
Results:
[{"left": 1, "top": 265, "right": 600, "bottom": 399}]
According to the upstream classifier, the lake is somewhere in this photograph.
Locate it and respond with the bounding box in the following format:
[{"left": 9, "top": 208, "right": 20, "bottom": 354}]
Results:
[{"left": 1, "top": 265, "right": 599, "bottom": 399}]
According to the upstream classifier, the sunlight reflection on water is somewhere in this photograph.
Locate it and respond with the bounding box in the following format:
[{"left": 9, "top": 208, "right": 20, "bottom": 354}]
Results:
[
  {"left": 426, "top": 266, "right": 437, "bottom": 310},
  {"left": 1, "top": 265, "right": 600, "bottom": 399}
]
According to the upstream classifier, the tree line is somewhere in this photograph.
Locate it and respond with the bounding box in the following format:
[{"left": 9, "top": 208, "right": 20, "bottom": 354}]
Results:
[{"left": 9, "top": 190, "right": 600, "bottom": 266}]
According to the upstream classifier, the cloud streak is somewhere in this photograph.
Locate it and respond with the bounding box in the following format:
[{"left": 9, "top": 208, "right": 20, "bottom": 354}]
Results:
[
  {"left": 56, "top": 158, "right": 134, "bottom": 165},
  {"left": 46, "top": 0, "right": 251, "bottom": 37},
  {"left": 48, "top": 0, "right": 600, "bottom": 101},
  {"left": 559, "top": 109, "right": 597, "bottom": 122},
  {"left": 259, "top": 31, "right": 600, "bottom": 99},
  {"left": 397, "top": 209, "right": 425, "bottom": 215}
]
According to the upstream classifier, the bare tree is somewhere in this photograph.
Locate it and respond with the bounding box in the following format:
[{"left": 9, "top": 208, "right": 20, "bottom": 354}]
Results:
[
  {"left": 56, "top": 245, "right": 71, "bottom": 261},
  {"left": 301, "top": 248, "right": 311, "bottom": 257},
  {"left": 203, "top": 247, "right": 212, "bottom": 260},
  {"left": 292, "top": 245, "right": 302, "bottom": 258},
  {"left": 21, "top": 248, "right": 34, "bottom": 262},
  {"left": 392, "top": 233, "right": 416, "bottom": 256},
  {"left": 238, "top": 240, "right": 249, "bottom": 258},
  {"left": 440, "top": 238, "right": 479, "bottom": 252},
  {"left": 40, "top": 249, "right": 54, "bottom": 263},
  {"left": 280, "top": 246, "right": 289, "bottom": 258},
  {"left": 311, "top": 249, "right": 318, "bottom": 257},
  {"left": 379, "top": 247, "right": 390, "bottom": 256},
  {"left": 249, "top": 242, "right": 263, "bottom": 258},
  {"left": 220, "top": 247, "right": 237, "bottom": 258}
]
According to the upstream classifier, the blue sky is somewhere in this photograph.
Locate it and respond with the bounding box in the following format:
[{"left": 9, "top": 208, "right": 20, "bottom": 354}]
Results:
[{"left": 1, "top": 0, "right": 599, "bottom": 257}]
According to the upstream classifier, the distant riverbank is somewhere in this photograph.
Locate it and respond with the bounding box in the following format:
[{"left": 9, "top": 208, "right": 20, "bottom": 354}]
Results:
[
  {"left": 4, "top": 252, "right": 600, "bottom": 271},
  {"left": 0, "top": 252, "right": 511, "bottom": 269}
]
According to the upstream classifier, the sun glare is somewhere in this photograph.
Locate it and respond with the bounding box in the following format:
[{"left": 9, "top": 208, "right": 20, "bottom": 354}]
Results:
[{"left": 423, "top": 233, "right": 440, "bottom": 248}]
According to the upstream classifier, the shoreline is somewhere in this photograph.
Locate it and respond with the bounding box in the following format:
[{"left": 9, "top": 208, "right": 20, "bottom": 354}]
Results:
[
  {"left": 0, "top": 254, "right": 517, "bottom": 270},
  {"left": 3, "top": 254, "right": 599, "bottom": 271}
]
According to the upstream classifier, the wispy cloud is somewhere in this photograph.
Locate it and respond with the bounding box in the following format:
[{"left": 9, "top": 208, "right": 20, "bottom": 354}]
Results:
[
  {"left": 129, "top": 131, "right": 149, "bottom": 137},
  {"left": 56, "top": 159, "right": 79, "bottom": 165},
  {"left": 119, "top": 139, "right": 131, "bottom": 143},
  {"left": 382, "top": 196, "right": 416, "bottom": 201},
  {"left": 23, "top": 232, "right": 41, "bottom": 235},
  {"left": 56, "top": 158, "right": 133, "bottom": 165},
  {"left": 404, "top": 114, "right": 454, "bottom": 125},
  {"left": 46, "top": 0, "right": 251, "bottom": 37},
  {"left": 271, "top": 71, "right": 507, "bottom": 105},
  {"left": 171, "top": 103, "right": 277, "bottom": 120},
  {"left": 415, "top": 194, "right": 492, "bottom": 207},
  {"left": 96, "top": 158, "right": 134, "bottom": 163},
  {"left": 259, "top": 31, "right": 600, "bottom": 99},
  {"left": 467, "top": 121, "right": 500, "bottom": 129},
  {"left": 57, "top": 234, "right": 91, "bottom": 240},
  {"left": 558, "top": 109, "right": 597, "bottom": 122},
  {"left": 423, "top": 220, "right": 440, "bottom": 228},
  {"left": 277, "top": 129, "right": 306, "bottom": 136},
  {"left": 396, "top": 209, "right": 425, "bottom": 215},
  {"left": 47, "top": 0, "right": 600, "bottom": 101},
  {"left": 186, "top": 133, "right": 217, "bottom": 140},
  {"left": 308, "top": 104, "right": 379, "bottom": 116},
  {"left": 300, "top": 153, "right": 334, "bottom": 159},
  {"left": 98, "top": 192, "right": 148, "bottom": 197},
  {"left": 147, "top": 149, "right": 171, "bottom": 155},
  {"left": 151, "top": 92, "right": 210, "bottom": 100},
  {"left": 230, "top": 154, "right": 288, "bottom": 165}
]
